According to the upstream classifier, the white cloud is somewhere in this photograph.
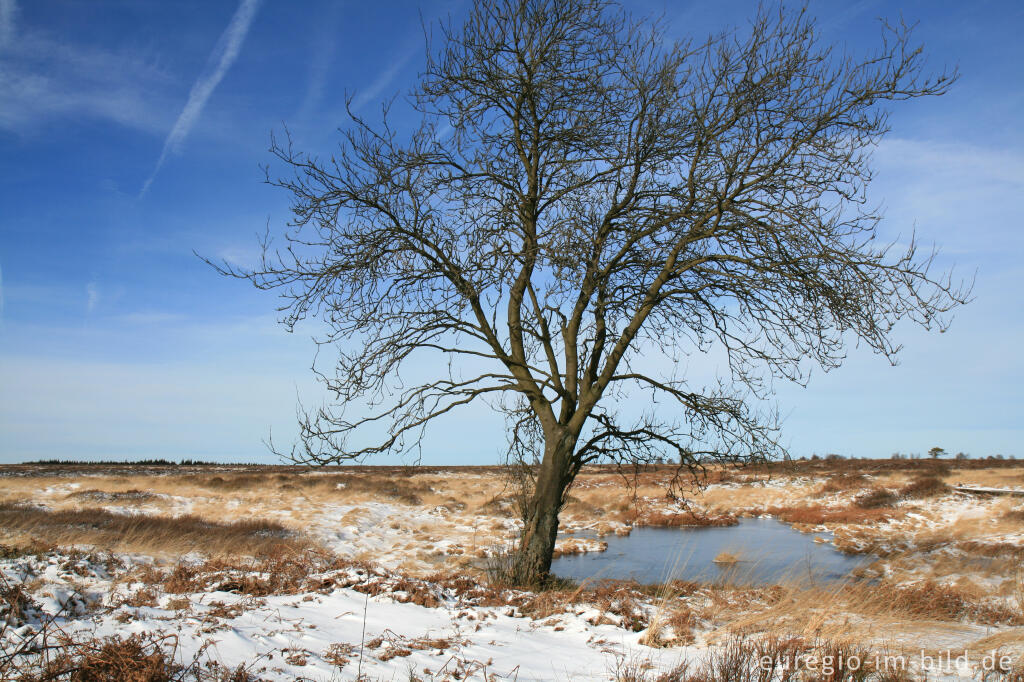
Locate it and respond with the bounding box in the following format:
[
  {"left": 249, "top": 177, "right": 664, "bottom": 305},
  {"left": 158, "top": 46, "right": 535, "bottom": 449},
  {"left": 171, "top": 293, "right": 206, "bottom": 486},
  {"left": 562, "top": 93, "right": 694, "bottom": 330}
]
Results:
[{"left": 140, "top": 0, "right": 262, "bottom": 196}]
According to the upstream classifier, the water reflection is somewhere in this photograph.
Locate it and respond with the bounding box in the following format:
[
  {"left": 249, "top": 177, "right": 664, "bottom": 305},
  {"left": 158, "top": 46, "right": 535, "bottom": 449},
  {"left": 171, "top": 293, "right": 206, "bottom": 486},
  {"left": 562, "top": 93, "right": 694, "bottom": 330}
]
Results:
[{"left": 550, "top": 518, "right": 869, "bottom": 585}]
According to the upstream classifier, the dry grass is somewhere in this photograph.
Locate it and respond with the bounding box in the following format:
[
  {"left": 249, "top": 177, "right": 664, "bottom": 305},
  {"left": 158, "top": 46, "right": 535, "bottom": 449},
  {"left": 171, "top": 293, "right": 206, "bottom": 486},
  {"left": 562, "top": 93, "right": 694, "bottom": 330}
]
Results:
[
  {"left": 1003, "top": 506, "right": 1024, "bottom": 523},
  {"left": 819, "top": 473, "right": 871, "bottom": 494},
  {"left": 1014, "top": 567, "right": 1024, "bottom": 614},
  {"left": 0, "top": 503, "right": 300, "bottom": 558},
  {"left": 4, "top": 460, "right": 1024, "bottom": 681},
  {"left": 3, "top": 626, "right": 264, "bottom": 681},
  {"left": 616, "top": 634, "right": 921, "bottom": 682},
  {"left": 638, "top": 560, "right": 699, "bottom": 648},
  {"left": 879, "top": 580, "right": 1024, "bottom": 624},
  {"left": 634, "top": 510, "right": 738, "bottom": 527},
  {"left": 766, "top": 504, "right": 901, "bottom": 527}
]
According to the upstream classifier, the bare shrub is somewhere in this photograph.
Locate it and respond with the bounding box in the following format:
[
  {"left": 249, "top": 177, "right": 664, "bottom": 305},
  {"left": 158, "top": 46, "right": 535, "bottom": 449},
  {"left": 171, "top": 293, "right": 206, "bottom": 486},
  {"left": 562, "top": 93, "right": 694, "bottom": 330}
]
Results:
[
  {"left": 477, "top": 493, "right": 517, "bottom": 517},
  {"left": 898, "top": 475, "right": 950, "bottom": 499},
  {"left": 853, "top": 488, "right": 898, "bottom": 509},
  {"left": 1, "top": 573, "right": 39, "bottom": 627},
  {"left": 20, "top": 633, "right": 194, "bottom": 682}
]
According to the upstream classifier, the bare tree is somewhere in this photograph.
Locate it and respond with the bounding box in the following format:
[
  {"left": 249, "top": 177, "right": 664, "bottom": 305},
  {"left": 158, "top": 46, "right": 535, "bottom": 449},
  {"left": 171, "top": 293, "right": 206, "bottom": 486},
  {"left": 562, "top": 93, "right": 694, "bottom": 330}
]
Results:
[{"left": 212, "top": 0, "right": 968, "bottom": 584}]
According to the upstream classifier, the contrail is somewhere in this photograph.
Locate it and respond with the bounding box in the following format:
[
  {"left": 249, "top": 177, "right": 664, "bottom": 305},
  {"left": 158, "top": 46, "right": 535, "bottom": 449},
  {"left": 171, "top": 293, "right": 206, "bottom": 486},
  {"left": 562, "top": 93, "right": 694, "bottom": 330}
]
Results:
[
  {"left": 350, "top": 48, "right": 417, "bottom": 112},
  {"left": 141, "top": 0, "right": 262, "bottom": 196},
  {"left": 0, "top": 0, "right": 16, "bottom": 48}
]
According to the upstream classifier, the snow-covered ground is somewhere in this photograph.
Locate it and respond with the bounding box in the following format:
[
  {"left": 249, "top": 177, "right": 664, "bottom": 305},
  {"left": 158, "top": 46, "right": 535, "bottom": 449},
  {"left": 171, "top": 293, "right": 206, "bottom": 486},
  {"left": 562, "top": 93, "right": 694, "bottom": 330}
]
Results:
[
  {"left": 2, "top": 463, "right": 1023, "bottom": 679},
  {"left": 2, "top": 548, "right": 1021, "bottom": 681},
  {"left": 0, "top": 550, "right": 694, "bottom": 680}
]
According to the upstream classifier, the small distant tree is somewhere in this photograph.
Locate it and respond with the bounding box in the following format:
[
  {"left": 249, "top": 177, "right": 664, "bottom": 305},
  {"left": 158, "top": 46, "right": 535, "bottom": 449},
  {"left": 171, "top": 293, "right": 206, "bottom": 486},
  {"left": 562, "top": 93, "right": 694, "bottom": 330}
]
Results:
[
  {"left": 928, "top": 446, "right": 946, "bottom": 459},
  {"left": 215, "top": 0, "right": 968, "bottom": 584},
  {"left": 954, "top": 452, "right": 969, "bottom": 460}
]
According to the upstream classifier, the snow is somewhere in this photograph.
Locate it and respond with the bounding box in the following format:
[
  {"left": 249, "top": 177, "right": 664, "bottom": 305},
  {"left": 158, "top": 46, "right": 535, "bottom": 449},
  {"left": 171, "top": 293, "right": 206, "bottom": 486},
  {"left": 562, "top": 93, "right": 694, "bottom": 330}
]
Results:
[
  {"left": 3, "top": 547, "right": 1020, "bottom": 681},
  {"left": 1, "top": 551, "right": 692, "bottom": 681},
  {"left": 4, "top": 466, "right": 1023, "bottom": 679}
]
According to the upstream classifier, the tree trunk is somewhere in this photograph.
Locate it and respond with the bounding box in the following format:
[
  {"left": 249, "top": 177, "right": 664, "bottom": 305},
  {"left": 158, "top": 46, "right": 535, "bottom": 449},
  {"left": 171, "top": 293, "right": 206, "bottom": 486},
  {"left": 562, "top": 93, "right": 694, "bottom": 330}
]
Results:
[{"left": 513, "top": 434, "right": 574, "bottom": 585}]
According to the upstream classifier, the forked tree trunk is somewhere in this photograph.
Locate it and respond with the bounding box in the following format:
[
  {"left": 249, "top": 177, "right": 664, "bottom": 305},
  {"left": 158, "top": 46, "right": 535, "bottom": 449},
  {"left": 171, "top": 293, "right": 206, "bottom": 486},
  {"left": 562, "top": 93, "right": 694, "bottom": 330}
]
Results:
[{"left": 513, "top": 435, "right": 574, "bottom": 585}]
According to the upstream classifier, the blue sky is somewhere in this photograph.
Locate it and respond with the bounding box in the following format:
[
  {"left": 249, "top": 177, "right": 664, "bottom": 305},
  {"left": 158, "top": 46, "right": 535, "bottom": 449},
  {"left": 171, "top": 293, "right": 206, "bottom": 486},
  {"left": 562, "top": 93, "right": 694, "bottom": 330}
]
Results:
[{"left": 0, "top": 0, "right": 1022, "bottom": 464}]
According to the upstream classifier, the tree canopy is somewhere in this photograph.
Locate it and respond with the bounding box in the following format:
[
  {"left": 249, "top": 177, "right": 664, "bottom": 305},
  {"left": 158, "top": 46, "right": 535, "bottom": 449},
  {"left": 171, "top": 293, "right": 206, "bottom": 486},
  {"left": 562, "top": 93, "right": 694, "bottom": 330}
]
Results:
[{"left": 214, "top": 0, "right": 968, "bottom": 583}]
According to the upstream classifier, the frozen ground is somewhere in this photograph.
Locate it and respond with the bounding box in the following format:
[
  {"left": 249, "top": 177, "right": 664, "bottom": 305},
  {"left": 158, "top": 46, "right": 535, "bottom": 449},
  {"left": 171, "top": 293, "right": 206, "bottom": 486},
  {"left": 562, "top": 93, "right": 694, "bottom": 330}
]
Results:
[
  {"left": 1, "top": 548, "right": 1020, "bottom": 681},
  {"left": 1, "top": 461, "right": 1022, "bottom": 679}
]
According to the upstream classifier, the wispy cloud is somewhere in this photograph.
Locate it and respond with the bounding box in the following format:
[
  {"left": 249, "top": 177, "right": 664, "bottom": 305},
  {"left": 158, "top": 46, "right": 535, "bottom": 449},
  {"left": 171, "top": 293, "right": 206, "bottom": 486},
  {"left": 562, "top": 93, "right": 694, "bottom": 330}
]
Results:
[
  {"left": 294, "top": 5, "right": 340, "bottom": 122},
  {"left": 0, "top": 264, "right": 5, "bottom": 325},
  {"left": 817, "top": 0, "right": 879, "bottom": 33},
  {"left": 140, "top": 0, "right": 262, "bottom": 196},
  {"left": 0, "top": 13, "right": 173, "bottom": 134},
  {"left": 873, "top": 138, "right": 1024, "bottom": 252},
  {"left": 0, "top": 0, "right": 16, "bottom": 48},
  {"left": 85, "top": 282, "right": 99, "bottom": 313},
  {"left": 217, "top": 243, "right": 260, "bottom": 269},
  {"left": 349, "top": 49, "right": 417, "bottom": 112}
]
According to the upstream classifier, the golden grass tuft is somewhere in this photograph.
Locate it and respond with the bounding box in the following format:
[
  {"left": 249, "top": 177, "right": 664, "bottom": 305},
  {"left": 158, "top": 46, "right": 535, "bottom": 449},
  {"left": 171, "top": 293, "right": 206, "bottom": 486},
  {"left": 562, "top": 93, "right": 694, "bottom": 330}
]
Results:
[{"left": 712, "top": 551, "right": 742, "bottom": 565}]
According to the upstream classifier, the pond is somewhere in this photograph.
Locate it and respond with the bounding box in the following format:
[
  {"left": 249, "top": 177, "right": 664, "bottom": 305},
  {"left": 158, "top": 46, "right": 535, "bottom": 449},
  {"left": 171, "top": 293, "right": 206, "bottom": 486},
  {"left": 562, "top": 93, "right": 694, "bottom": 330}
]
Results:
[{"left": 550, "top": 518, "right": 870, "bottom": 585}]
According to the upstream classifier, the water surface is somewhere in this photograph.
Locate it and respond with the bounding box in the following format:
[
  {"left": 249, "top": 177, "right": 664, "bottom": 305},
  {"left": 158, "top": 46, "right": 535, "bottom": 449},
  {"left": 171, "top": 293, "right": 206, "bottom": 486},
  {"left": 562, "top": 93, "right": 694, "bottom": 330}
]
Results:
[{"left": 551, "top": 518, "right": 868, "bottom": 585}]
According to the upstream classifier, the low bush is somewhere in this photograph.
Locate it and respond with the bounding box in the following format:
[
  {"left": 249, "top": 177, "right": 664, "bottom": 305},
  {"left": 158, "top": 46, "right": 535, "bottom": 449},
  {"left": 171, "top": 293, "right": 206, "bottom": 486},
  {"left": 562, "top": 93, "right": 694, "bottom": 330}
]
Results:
[
  {"left": 854, "top": 488, "right": 899, "bottom": 509},
  {"left": 898, "top": 475, "right": 950, "bottom": 500}
]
